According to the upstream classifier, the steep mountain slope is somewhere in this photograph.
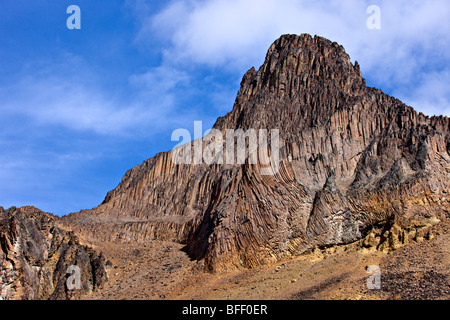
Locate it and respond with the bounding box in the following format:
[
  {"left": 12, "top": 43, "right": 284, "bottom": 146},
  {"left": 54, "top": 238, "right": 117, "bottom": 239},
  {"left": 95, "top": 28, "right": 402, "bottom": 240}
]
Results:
[{"left": 62, "top": 34, "right": 450, "bottom": 271}]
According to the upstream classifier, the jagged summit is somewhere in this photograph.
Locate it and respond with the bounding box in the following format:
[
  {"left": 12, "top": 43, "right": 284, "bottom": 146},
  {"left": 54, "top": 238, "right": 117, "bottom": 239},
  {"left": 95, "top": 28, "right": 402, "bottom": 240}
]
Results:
[
  {"left": 214, "top": 33, "right": 366, "bottom": 131},
  {"left": 249, "top": 33, "right": 364, "bottom": 94},
  {"left": 60, "top": 33, "right": 449, "bottom": 271}
]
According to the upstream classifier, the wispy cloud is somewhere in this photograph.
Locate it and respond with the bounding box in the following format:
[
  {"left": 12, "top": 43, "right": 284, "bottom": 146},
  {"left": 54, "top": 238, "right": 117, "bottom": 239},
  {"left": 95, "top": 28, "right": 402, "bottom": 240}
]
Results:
[
  {"left": 0, "top": 53, "right": 196, "bottom": 135},
  {"left": 133, "top": 0, "right": 450, "bottom": 116},
  {"left": 395, "top": 70, "right": 450, "bottom": 117},
  {"left": 0, "top": 50, "right": 200, "bottom": 214}
]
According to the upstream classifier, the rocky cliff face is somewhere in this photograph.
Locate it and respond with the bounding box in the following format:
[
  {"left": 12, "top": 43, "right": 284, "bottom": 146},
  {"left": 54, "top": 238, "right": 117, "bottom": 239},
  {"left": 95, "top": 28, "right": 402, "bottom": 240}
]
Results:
[
  {"left": 0, "top": 206, "right": 107, "bottom": 300},
  {"left": 62, "top": 34, "right": 450, "bottom": 271}
]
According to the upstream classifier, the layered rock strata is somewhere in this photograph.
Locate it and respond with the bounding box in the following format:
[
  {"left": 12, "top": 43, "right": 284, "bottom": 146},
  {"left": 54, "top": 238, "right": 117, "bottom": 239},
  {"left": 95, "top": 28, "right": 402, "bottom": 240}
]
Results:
[{"left": 62, "top": 34, "right": 449, "bottom": 271}]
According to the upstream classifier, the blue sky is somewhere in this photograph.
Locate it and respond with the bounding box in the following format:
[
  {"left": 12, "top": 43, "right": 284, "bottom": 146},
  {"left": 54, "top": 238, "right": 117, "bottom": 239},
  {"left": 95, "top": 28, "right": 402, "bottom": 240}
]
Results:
[{"left": 1, "top": 0, "right": 449, "bottom": 216}]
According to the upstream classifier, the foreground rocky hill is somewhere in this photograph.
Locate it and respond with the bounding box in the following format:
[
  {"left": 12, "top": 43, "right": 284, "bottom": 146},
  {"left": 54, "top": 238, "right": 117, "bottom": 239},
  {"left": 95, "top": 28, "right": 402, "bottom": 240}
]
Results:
[
  {"left": 61, "top": 34, "right": 449, "bottom": 272},
  {"left": 83, "top": 217, "right": 448, "bottom": 300},
  {"left": 0, "top": 206, "right": 107, "bottom": 300}
]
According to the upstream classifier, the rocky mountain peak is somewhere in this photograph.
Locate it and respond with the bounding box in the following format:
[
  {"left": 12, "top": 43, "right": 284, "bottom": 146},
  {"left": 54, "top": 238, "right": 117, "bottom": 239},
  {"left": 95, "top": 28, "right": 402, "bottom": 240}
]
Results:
[
  {"left": 3, "top": 33, "right": 449, "bottom": 300},
  {"left": 62, "top": 34, "right": 449, "bottom": 272},
  {"left": 267, "top": 34, "right": 360, "bottom": 91},
  {"left": 214, "top": 34, "right": 366, "bottom": 132},
  {"left": 260, "top": 33, "right": 363, "bottom": 90}
]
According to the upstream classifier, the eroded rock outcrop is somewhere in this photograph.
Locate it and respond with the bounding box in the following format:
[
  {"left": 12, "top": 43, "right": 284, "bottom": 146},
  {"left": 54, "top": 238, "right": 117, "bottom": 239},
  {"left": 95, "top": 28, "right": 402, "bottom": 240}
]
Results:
[
  {"left": 62, "top": 34, "right": 450, "bottom": 271},
  {"left": 0, "top": 206, "right": 107, "bottom": 300}
]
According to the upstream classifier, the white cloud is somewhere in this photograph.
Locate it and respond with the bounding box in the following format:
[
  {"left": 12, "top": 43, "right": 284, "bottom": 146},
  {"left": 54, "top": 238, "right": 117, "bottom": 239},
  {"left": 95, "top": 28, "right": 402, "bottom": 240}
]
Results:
[
  {"left": 5, "top": 77, "right": 133, "bottom": 134},
  {"left": 0, "top": 56, "right": 193, "bottom": 135},
  {"left": 134, "top": 0, "right": 450, "bottom": 116},
  {"left": 4, "top": 1, "right": 449, "bottom": 135},
  {"left": 395, "top": 70, "right": 450, "bottom": 117},
  {"left": 129, "top": 65, "right": 189, "bottom": 97},
  {"left": 7, "top": 1, "right": 446, "bottom": 134}
]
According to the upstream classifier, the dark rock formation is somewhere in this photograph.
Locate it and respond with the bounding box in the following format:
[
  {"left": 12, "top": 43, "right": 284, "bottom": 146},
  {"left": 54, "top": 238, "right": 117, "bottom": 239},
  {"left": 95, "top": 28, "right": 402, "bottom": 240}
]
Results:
[
  {"left": 62, "top": 34, "right": 450, "bottom": 271},
  {"left": 0, "top": 206, "right": 107, "bottom": 300}
]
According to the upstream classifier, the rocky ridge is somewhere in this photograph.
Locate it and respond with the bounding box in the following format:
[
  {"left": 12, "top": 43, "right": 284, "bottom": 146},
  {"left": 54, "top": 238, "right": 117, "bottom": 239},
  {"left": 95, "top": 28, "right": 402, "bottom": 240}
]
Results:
[{"left": 57, "top": 34, "right": 449, "bottom": 271}]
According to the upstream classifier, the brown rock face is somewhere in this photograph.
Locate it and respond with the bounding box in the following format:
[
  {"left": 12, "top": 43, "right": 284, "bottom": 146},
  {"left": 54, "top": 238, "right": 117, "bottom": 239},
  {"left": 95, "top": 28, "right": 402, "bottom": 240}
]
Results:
[
  {"left": 63, "top": 34, "right": 450, "bottom": 271},
  {"left": 0, "top": 206, "right": 107, "bottom": 300}
]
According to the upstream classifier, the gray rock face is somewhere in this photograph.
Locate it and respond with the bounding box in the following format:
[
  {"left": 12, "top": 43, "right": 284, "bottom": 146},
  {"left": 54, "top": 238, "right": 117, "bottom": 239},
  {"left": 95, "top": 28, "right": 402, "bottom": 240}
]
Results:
[
  {"left": 63, "top": 34, "right": 450, "bottom": 271},
  {"left": 0, "top": 206, "right": 107, "bottom": 300}
]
